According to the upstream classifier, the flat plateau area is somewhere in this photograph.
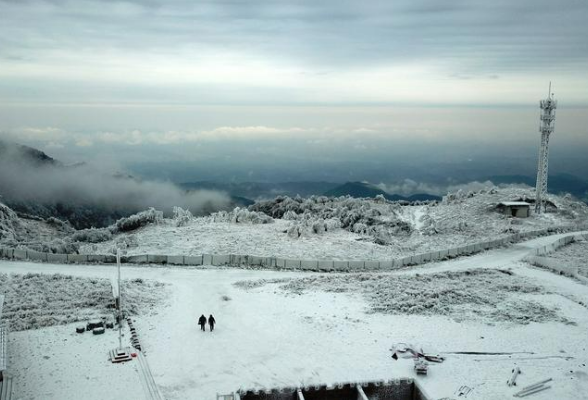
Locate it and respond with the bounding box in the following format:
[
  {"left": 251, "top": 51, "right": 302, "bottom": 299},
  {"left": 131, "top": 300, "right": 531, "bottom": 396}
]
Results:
[{"left": 3, "top": 232, "right": 588, "bottom": 400}]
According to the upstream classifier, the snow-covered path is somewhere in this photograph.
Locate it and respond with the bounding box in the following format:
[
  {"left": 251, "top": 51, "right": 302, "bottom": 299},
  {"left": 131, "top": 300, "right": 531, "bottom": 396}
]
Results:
[
  {"left": 395, "top": 230, "right": 588, "bottom": 277},
  {"left": 2, "top": 230, "right": 588, "bottom": 400}
]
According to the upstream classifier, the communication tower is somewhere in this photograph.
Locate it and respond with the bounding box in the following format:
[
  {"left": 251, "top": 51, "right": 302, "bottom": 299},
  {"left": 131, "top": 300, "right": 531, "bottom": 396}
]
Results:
[{"left": 535, "top": 83, "right": 557, "bottom": 214}]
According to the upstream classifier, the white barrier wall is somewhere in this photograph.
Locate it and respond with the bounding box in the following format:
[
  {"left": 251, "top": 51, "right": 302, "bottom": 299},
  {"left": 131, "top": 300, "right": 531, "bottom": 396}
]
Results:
[
  {"left": 0, "top": 247, "right": 13, "bottom": 258},
  {"left": 13, "top": 249, "right": 27, "bottom": 260},
  {"left": 68, "top": 254, "right": 88, "bottom": 263},
  {"left": 47, "top": 253, "right": 68, "bottom": 263},
  {"left": 126, "top": 255, "right": 147, "bottom": 264},
  {"left": 1, "top": 225, "right": 587, "bottom": 272},
  {"left": 184, "top": 255, "right": 203, "bottom": 266},
  {"left": 148, "top": 254, "right": 167, "bottom": 264},
  {"left": 365, "top": 261, "right": 380, "bottom": 270},
  {"left": 533, "top": 233, "right": 583, "bottom": 256},
  {"left": 27, "top": 250, "right": 47, "bottom": 262}
]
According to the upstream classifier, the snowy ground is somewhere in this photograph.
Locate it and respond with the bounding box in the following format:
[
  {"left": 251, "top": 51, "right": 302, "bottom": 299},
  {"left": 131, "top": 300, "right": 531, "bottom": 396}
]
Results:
[
  {"left": 78, "top": 210, "right": 584, "bottom": 261},
  {"left": 10, "top": 324, "right": 144, "bottom": 399},
  {"left": 3, "top": 231, "right": 588, "bottom": 400},
  {"left": 78, "top": 188, "right": 588, "bottom": 261},
  {"left": 545, "top": 239, "right": 588, "bottom": 278},
  {"left": 235, "top": 268, "right": 568, "bottom": 324},
  {"left": 80, "top": 218, "right": 395, "bottom": 261}
]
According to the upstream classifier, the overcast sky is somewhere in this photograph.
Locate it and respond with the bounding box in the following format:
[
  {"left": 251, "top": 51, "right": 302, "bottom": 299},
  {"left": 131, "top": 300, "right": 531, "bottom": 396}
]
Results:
[{"left": 1, "top": 0, "right": 587, "bottom": 183}]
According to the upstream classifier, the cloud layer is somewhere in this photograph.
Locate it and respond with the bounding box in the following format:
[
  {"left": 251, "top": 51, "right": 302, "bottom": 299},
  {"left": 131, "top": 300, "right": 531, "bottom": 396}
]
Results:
[
  {"left": 1, "top": 0, "right": 588, "bottom": 106},
  {"left": 1, "top": 1, "right": 587, "bottom": 186},
  {"left": 0, "top": 142, "right": 231, "bottom": 216}
]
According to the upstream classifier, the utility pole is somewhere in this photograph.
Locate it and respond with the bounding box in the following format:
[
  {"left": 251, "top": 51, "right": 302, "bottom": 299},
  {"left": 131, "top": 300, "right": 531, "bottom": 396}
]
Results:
[
  {"left": 110, "top": 248, "right": 132, "bottom": 363},
  {"left": 117, "top": 248, "right": 122, "bottom": 350}
]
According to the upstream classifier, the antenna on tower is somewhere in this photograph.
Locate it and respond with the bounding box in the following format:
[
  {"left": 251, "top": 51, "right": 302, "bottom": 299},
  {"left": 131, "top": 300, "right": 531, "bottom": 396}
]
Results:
[{"left": 535, "top": 83, "right": 557, "bottom": 214}]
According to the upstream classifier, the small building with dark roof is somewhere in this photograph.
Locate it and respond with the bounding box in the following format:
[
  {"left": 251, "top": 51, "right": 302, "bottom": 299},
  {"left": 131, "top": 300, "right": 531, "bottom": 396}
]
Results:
[{"left": 497, "top": 201, "right": 531, "bottom": 218}]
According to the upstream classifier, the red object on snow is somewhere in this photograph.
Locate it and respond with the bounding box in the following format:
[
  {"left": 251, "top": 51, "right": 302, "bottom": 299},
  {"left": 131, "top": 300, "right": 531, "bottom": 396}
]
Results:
[{"left": 131, "top": 353, "right": 138, "bottom": 358}]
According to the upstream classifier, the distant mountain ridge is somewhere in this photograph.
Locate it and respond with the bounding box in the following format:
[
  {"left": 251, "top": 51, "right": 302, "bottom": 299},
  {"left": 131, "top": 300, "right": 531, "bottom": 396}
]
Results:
[
  {"left": 180, "top": 180, "right": 441, "bottom": 202},
  {"left": 0, "top": 140, "right": 62, "bottom": 167},
  {"left": 0, "top": 140, "right": 244, "bottom": 228},
  {"left": 180, "top": 181, "right": 341, "bottom": 200},
  {"left": 323, "top": 181, "right": 441, "bottom": 202},
  {"left": 483, "top": 174, "right": 588, "bottom": 202}
]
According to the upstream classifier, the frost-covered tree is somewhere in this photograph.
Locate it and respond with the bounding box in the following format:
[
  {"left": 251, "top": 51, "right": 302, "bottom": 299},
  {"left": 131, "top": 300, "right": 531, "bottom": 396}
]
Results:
[
  {"left": 71, "top": 227, "right": 112, "bottom": 243},
  {"left": 208, "top": 207, "right": 273, "bottom": 224},
  {"left": 173, "top": 206, "right": 193, "bottom": 227},
  {"left": 114, "top": 208, "right": 163, "bottom": 232}
]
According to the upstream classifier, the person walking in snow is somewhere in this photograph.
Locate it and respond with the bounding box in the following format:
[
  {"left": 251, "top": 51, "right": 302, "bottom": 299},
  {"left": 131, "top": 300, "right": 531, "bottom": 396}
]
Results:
[
  {"left": 198, "top": 314, "right": 207, "bottom": 331},
  {"left": 208, "top": 314, "right": 216, "bottom": 332}
]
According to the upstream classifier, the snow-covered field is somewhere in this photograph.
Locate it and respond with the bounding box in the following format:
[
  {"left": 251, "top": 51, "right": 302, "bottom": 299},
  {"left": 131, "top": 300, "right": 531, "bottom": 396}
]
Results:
[
  {"left": 546, "top": 239, "right": 588, "bottom": 278},
  {"left": 235, "top": 268, "right": 568, "bottom": 324},
  {"left": 78, "top": 188, "right": 588, "bottom": 261},
  {"left": 0, "top": 272, "right": 167, "bottom": 331},
  {"left": 3, "top": 231, "right": 588, "bottom": 400}
]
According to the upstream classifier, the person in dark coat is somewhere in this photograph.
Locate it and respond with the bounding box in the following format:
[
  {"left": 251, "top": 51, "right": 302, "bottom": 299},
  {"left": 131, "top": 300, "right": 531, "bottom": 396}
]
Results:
[
  {"left": 198, "top": 314, "right": 207, "bottom": 331},
  {"left": 208, "top": 314, "right": 216, "bottom": 332}
]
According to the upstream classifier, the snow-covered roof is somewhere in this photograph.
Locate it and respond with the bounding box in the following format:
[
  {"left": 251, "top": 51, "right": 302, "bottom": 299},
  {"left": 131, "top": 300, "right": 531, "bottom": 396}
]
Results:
[{"left": 498, "top": 201, "right": 531, "bottom": 207}]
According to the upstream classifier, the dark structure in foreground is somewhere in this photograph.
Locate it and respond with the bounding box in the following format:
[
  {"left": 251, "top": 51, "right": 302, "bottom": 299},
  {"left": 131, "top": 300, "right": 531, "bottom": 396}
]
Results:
[
  {"left": 0, "top": 295, "right": 14, "bottom": 399},
  {"left": 236, "top": 380, "right": 431, "bottom": 400}
]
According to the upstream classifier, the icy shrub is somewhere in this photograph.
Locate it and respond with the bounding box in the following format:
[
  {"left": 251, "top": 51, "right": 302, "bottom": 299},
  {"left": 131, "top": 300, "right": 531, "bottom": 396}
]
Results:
[
  {"left": 286, "top": 221, "right": 314, "bottom": 238},
  {"left": 561, "top": 209, "right": 577, "bottom": 219},
  {"left": 283, "top": 210, "right": 299, "bottom": 220},
  {"left": 249, "top": 196, "right": 304, "bottom": 218},
  {"left": 0, "top": 272, "right": 169, "bottom": 331},
  {"left": 234, "top": 208, "right": 273, "bottom": 224},
  {"left": 325, "top": 218, "right": 341, "bottom": 231},
  {"left": 454, "top": 221, "right": 469, "bottom": 231},
  {"left": 248, "top": 269, "right": 567, "bottom": 324},
  {"left": 23, "top": 239, "right": 80, "bottom": 254},
  {"left": 209, "top": 208, "right": 273, "bottom": 224},
  {"left": 173, "top": 206, "right": 193, "bottom": 227},
  {"left": 312, "top": 219, "right": 326, "bottom": 234},
  {"left": 210, "top": 210, "right": 229, "bottom": 222},
  {"left": 373, "top": 226, "right": 393, "bottom": 245},
  {"left": 250, "top": 194, "right": 413, "bottom": 242},
  {"left": 45, "top": 217, "right": 74, "bottom": 231},
  {"left": 352, "top": 222, "right": 368, "bottom": 234},
  {"left": 287, "top": 225, "right": 300, "bottom": 239},
  {"left": 0, "top": 202, "right": 19, "bottom": 241},
  {"left": 114, "top": 208, "right": 163, "bottom": 232},
  {"left": 112, "top": 234, "right": 139, "bottom": 251},
  {"left": 420, "top": 215, "right": 437, "bottom": 235},
  {"left": 72, "top": 227, "right": 113, "bottom": 243}
]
